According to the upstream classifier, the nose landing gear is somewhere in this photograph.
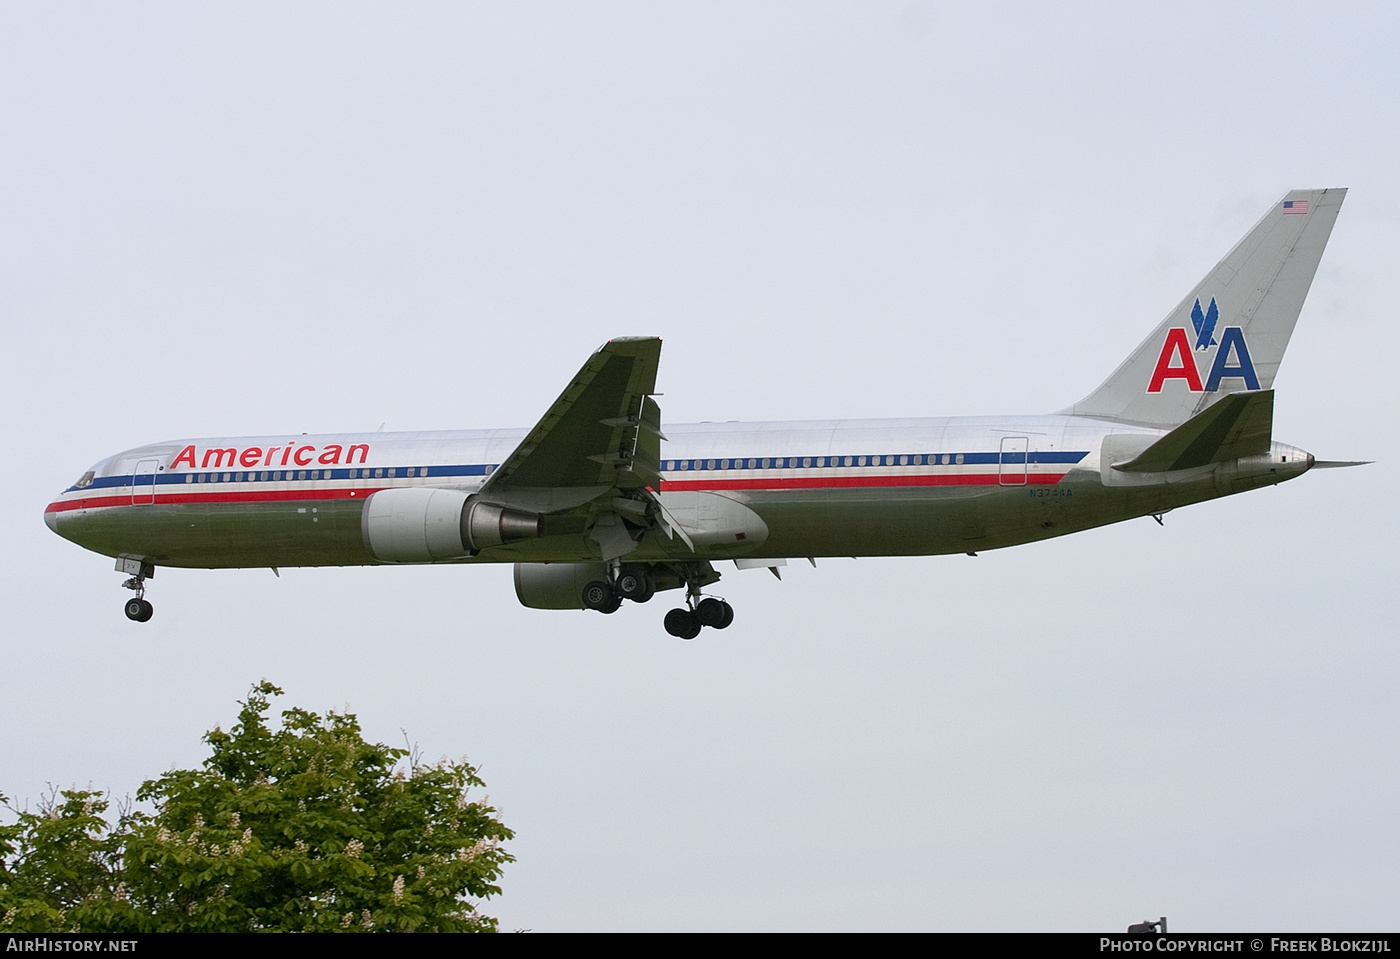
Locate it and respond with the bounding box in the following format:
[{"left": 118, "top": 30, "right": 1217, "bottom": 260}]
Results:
[
  {"left": 117, "top": 557, "right": 155, "bottom": 622},
  {"left": 124, "top": 596, "right": 153, "bottom": 622}
]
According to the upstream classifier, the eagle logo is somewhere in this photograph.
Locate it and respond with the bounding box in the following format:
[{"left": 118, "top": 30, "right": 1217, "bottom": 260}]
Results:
[{"left": 1190, "top": 297, "right": 1219, "bottom": 351}]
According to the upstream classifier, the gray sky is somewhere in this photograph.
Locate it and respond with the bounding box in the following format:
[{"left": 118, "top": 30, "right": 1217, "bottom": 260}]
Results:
[{"left": 2, "top": 1, "right": 1395, "bottom": 931}]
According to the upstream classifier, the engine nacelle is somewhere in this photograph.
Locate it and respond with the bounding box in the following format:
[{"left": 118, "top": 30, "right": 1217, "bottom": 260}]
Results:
[
  {"left": 514, "top": 562, "right": 695, "bottom": 609},
  {"left": 513, "top": 562, "right": 609, "bottom": 609},
  {"left": 361, "top": 487, "right": 542, "bottom": 562}
]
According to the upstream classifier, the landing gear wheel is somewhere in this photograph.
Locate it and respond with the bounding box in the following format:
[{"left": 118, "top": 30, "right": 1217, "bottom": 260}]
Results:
[
  {"left": 695, "top": 598, "right": 734, "bottom": 629},
  {"left": 616, "top": 568, "right": 656, "bottom": 603},
  {"left": 664, "top": 608, "right": 701, "bottom": 640},
  {"left": 124, "top": 598, "right": 153, "bottom": 622},
  {"left": 582, "top": 580, "right": 622, "bottom": 614}
]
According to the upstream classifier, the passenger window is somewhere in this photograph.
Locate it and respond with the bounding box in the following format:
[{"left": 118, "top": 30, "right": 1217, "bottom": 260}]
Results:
[{"left": 955, "top": 454, "right": 964, "bottom": 465}]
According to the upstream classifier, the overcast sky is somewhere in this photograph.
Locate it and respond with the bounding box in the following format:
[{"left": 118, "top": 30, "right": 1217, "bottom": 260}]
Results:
[{"left": 2, "top": 1, "right": 1396, "bottom": 932}]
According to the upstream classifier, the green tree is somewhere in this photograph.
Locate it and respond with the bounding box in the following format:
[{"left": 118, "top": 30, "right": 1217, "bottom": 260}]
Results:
[{"left": 0, "top": 682, "right": 513, "bottom": 932}]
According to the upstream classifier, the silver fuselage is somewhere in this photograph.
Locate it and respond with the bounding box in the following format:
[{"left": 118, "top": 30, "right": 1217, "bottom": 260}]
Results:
[{"left": 44, "top": 414, "right": 1313, "bottom": 569}]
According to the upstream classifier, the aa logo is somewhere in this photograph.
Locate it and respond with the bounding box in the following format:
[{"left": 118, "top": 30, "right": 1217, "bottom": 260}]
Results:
[{"left": 1147, "top": 297, "right": 1260, "bottom": 393}]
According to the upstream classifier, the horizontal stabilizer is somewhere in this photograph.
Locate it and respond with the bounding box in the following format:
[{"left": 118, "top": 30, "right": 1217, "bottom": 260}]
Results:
[
  {"left": 1311, "top": 460, "right": 1372, "bottom": 469},
  {"left": 1113, "top": 390, "right": 1273, "bottom": 473}
]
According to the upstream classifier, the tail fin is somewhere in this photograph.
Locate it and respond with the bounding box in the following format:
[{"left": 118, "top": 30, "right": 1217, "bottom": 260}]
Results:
[{"left": 1063, "top": 188, "right": 1345, "bottom": 428}]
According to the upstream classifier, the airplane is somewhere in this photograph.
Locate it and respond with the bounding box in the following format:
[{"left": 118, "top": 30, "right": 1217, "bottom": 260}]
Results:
[{"left": 45, "top": 189, "right": 1364, "bottom": 639}]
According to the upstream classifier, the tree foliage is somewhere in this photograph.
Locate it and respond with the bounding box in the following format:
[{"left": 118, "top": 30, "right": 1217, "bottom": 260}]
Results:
[{"left": 0, "top": 682, "right": 512, "bottom": 932}]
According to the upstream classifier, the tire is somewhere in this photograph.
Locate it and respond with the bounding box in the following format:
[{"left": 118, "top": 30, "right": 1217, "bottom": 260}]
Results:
[
  {"left": 617, "top": 568, "right": 656, "bottom": 604},
  {"left": 695, "top": 598, "right": 729, "bottom": 629},
  {"left": 124, "top": 598, "right": 146, "bottom": 622},
  {"left": 582, "top": 580, "right": 617, "bottom": 611},
  {"left": 137, "top": 599, "right": 154, "bottom": 622},
  {"left": 663, "top": 608, "right": 701, "bottom": 640}
]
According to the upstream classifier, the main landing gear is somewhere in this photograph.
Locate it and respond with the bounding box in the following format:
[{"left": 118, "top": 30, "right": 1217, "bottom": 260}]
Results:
[
  {"left": 663, "top": 597, "right": 734, "bottom": 640},
  {"left": 581, "top": 565, "right": 657, "bottom": 615},
  {"left": 117, "top": 557, "right": 155, "bottom": 622},
  {"left": 579, "top": 563, "right": 734, "bottom": 639}
]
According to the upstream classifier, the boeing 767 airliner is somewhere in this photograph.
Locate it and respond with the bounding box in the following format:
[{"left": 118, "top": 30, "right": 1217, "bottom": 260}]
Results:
[{"left": 45, "top": 189, "right": 1362, "bottom": 638}]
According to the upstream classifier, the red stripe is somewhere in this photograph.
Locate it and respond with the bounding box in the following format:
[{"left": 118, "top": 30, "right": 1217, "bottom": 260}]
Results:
[
  {"left": 660, "top": 472, "right": 1067, "bottom": 492},
  {"left": 47, "top": 471, "right": 1069, "bottom": 513},
  {"left": 45, "top": 487, "right": 389, "bottom": 514}
]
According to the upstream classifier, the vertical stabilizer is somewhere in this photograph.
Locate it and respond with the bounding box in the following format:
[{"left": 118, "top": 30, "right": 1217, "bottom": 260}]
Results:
[{"left": 1063, "top": 189, "right": 1345, "bottom": 428}]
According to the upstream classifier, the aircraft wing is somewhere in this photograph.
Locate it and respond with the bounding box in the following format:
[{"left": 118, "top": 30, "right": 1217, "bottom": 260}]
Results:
[{"left": 477, "top": 337, "right": 665, "bottom": 515}]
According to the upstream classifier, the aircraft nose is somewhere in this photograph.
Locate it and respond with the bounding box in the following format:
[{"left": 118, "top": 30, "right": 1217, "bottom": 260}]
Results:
[{"left": 44, "top": 503, "right": 59, "bottom": 534}]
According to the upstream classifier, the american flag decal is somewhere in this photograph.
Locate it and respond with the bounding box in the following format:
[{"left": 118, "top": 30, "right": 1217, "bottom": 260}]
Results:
[{"left": 1283, "top": 200, "right": 1309, "bottom": 214}]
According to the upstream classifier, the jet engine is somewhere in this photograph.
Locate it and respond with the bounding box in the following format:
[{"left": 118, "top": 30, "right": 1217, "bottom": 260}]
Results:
[
  {"left": 513, "top": 562, "right": 611, "bottom": 609},
  {"left": 514, "top": 562, "right": 697, "bottom": 609},
  {"left": 361, "top": 487, "right": 542, "bottom": 562}
]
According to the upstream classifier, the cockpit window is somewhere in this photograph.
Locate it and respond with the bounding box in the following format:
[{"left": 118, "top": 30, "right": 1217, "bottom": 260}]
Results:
[{"left": 74, "top": 471, "right": 95, "bottom": 489}]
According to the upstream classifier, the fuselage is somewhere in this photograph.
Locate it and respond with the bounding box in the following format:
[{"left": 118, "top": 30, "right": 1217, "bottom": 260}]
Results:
[{"left": 44, "top": 413, "right": 1314, "bottom": 570}]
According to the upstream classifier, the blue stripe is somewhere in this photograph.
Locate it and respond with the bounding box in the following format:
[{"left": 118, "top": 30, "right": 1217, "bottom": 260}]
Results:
[
  {"left": 661, "top": 451, "right": 1089, "bottom": 471},
  {"left": 68, "top": 450, "right": 1091, "bottom": 492},
  {"left": 67, "top": 463, "right": 497, "bottom": 493}
]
